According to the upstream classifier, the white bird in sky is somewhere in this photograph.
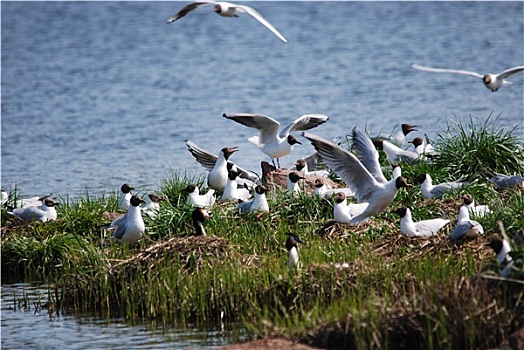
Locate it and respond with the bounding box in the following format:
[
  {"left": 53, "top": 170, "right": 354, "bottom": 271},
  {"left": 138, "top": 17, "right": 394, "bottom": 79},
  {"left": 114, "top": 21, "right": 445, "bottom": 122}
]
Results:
[
  {"left": 223, "top": 113, "right": 329, "bottom": 168},
  {"left": 417, "top": 173, "right": 468, "bottom": 199},
  {"left": 303, "top": 128, "right": 410, "bottom": 224},
  {"left": 183, "top": 184, "right": 216, "bottom": 208},
  {"left": 167, "top": 1, "right": 288, "bottom": 43},
  {"left": 449, "top": 205, "right": 484, "bottom": 242},
  {"left": 411, "top": 63, "right": 524, "bottom": 92},
  {"left": 111, "top": 194, "right": 146, "bottom": 245},
  {"left": 394, "top": 207, "right": 449, "bottom": 238}
]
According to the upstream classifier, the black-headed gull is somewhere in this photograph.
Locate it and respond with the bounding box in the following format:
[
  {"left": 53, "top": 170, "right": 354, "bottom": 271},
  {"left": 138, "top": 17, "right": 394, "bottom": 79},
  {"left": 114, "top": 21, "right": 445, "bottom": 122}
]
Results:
[
  {"left": 374, "top": 139, "right": 419, "bottom": 165},
  {"left": 222, "top": 169, "right": 251, "bottom": 201},
  {"left": 143, "top": 193, "right": 166, "bottom": 219},
  {"left": 417, "top": 173, "right": 468, "bottom": 199},
  {"left": 488, "top": 173, "right": 524, "bottom": 189},
  {"left": 237, "top": 184, "right": 269, "bottom": 213},
  {"left": 223, "top": 113, "right": 329, "bottom": 168},
  {"left": 487, "top": 238, "right": 514, "bottom": 277},
  {"left": 461, "top": 194, "right": 491, "bottom": 218},
  {"left": 303, "top": 128, "right": 410, "bottom": 224},
  {"left": 186, "top": 140, "right": 260, "bottom": 187},
  {"left": 332, "top": 192, "right": 368, "bottom": 224},
  {"left": 286, "top": 171, "right": 305, "bottom": 194},
  {"left": 293, "top": 158, "right": 329, "bottom": 178},
  {"left": 408, "top": 137, "right": 435, "bottom": 157},
  {"left": 111, "top": 194, "right": 146, "bottom": 245},
  {"left": 9, "top": 196, "right": 60, "bottom": 222},
  {"left": 205, "top": 146, "right": 238, "bottom": 191},
  {"left": 182, "top": 184, "right": 216, "bottom": 208},
  {"left": 167, "top": 1, "right": 288, "bottom": 43},
  {"left": 192, "top": 207, "right": 211, "bottom": 236},
  {"left": 285, "top": 232, "right": 302, "bottom": 269},
  {"left": 388, "top": 123, "right": 418, "bottom": 147},
  {"left": 394, "top": 207, "right": 449, "bottom": 238},
  {"left": 449, "top": 205, "right": 484, "bottom": 241},
  {"left": 411, "top": 63, "right": 524, "bottom": 92},
  {"left": 314, "top": 178, "right": 354, "bottom": 198},
  {"left": 118, "top": 183, "right": 134, "bottom": 211}
]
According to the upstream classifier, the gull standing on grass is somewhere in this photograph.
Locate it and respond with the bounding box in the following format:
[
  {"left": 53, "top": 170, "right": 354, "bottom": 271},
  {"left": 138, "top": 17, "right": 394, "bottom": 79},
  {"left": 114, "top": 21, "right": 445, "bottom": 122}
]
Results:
[
  {"left": 285, "top": 232, "right": 302, "bottom": 269},
  {"left": 303, "top": 128, "right": 410, "bottom": 224},
  {"left": 411, "top": 63, "right": 524, "bottom": 92},
  {"left": 286, "top": 171, "right": 305, "bottom": 194},
  {"left": 394, "top": 207, "right": 449, "bottom": 237},
  {"left": 192, "top": 207, "right": 211, "bottom": 236},
  {"left": 166, "top": 1, "right": 288, "bottom": 43},
  {"left": 201, "top": 146, "right": 239, "bottom": 191},
  {"left": 223, "top": 113, "right": 329, "bottom": 168},
  {"left": 417, "top": 173, "right": 468, "bottom": 199},
  {"left": 111, "top": 195, "right": 146, "bottom": 245}
]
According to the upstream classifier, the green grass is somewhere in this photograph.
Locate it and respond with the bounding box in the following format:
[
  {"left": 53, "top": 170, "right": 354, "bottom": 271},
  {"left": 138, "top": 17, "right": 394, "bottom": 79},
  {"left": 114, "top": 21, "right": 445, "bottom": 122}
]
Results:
[{"left": 2, "top": 116, "right": 523, "bottom": 349}]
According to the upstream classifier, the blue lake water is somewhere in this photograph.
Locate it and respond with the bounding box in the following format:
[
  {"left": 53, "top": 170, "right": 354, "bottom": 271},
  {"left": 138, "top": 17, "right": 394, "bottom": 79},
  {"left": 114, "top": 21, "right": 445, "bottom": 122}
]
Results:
[
  {"left": 1, "top": 2, "right": 523, "bottom": 348},
  {"left": 1, "top": 1, "right": 523, "bottom": 198}
]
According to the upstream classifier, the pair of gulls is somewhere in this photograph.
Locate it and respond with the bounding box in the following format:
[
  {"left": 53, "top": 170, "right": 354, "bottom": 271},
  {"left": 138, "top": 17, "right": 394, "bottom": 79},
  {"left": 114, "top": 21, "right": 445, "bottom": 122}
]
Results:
[
  {"left": 167, "top": 1, "right": 288, "bottom": 43},
  {"left": 393, "top": 194, "right": 489, "bottom": 240},
  {"left": 118, "top": 183, "right": 166, "bottom": 218}
]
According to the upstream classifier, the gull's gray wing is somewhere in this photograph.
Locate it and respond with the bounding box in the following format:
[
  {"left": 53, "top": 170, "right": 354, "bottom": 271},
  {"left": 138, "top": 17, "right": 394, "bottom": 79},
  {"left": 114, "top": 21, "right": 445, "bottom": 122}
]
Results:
[
  {"left": 235, "top": 4, "right": 288, "bottom": 43},
  {"left": 352, "top": 127, "right": 387, "bottom": 183},
  {"left": 411, "top": 63, "right": 483, "bottom": 79},
  {"left": 12, "top": 207, "right": 45, "bottom": 221},
  {"left": 111, "top": 218, "right": 128, "bottom": 240},
  {"left": 280, "top": 114, "right": 329, "bottom": 139},
  {"left": 498, "top": 66, "right": 524, "bottom": 80},
  {"left": 167, "top": 2, "right": 216, "bottom": 23},
  {"left": 223, "top": 113, "right": 280, "bottom": 146},
  {"left": 431, "top": 180, "right": 467, "bottom": 197},
  {"left": 303, "top": 132, "right": 380, "bottom": 203}
]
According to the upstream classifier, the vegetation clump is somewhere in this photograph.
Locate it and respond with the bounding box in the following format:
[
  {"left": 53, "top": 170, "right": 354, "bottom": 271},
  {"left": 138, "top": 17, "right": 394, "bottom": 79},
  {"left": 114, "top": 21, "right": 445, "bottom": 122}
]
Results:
[{"left": 2, "top": 116, "right": 523, "bottom": 349}]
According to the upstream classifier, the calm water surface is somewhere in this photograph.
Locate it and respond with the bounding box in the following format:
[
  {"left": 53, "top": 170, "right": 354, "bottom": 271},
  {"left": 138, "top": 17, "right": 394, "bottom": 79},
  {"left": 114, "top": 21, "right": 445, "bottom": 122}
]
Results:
[
  {"left": 1, "top": 1, "right": 523, "bottom": 198},
  {"left": 1, "top": 282, "right": 245, "bottom": 349},
  {"left": 1, "top": 2, "right": 523, "bottom": 348}
]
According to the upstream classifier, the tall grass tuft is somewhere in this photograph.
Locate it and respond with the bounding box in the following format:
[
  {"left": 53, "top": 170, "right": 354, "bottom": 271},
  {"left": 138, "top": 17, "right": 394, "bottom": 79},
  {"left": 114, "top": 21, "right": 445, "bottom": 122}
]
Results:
[{"left": 433, "top": 114, "right": 524, "bottom": 180}]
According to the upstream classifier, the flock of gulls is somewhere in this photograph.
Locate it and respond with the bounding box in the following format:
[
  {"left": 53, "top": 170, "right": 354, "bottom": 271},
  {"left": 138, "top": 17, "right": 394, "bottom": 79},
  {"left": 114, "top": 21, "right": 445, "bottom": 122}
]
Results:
[{"left": 3, "top": 2, "right": 523, "bottom": 275}]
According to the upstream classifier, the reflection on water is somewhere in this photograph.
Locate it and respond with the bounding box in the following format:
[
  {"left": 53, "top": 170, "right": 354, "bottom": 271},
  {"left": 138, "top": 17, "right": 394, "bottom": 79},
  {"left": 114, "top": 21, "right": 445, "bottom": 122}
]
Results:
[{"left": 1, "top": 282, "right": 246, "bottom": 350}]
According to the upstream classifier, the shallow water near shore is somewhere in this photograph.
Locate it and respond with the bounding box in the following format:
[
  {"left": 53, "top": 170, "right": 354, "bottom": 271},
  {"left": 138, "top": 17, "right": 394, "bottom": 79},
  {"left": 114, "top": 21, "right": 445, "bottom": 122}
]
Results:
[
  {"left": 1, "top": 1, "right": 523, "bottom": 198},
  {"left": 1, "top": 282, "right": 246, "bottom": 349}
]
